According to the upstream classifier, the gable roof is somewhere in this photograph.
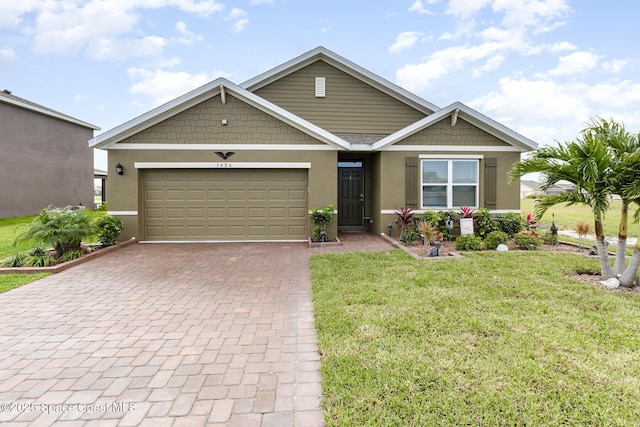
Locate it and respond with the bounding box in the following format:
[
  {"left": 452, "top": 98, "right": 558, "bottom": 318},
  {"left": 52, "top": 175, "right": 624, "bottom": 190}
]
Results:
[
  {"left": 372, "top": 102, "right": 538, "bottom": 152},
  {"left": 0, "top": 89, "right": 99, "bottom": 130},
  {"left": 241, "top": 46, "right": 439, "bottom": 115},
  {"left": 89, "top": 78, "right": 350, "bottom": 150}
]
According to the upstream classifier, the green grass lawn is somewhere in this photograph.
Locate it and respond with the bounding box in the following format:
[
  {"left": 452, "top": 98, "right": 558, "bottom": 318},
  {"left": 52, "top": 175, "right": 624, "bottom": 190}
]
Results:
[
  {"left": 520, "top": 197, "right": 640, "bottom": 238},
  {"left": 0, "top": 216, "right": 35, "bottom": 260},
  {"left": 311, "top": 250, "right": 640, "bottom": 426},
  {"left": 0, "top": 273, "right": 49, "bottom": 293}
]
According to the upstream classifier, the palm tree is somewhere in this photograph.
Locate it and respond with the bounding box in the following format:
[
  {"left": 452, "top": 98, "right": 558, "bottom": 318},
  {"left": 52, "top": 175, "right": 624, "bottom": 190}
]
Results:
[
  {"left": 509, "top": 135, "right": 615, "bottom": 279},
  {"left": 615, "top": 148, "right": 640, "bottom": 287},
  {"left": 582, "top": 118, "right": 640, "bottom": 279}
]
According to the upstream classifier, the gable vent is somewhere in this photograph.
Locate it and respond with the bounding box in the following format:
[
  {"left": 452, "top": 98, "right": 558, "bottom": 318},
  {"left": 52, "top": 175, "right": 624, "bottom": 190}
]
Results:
[{"left": 315, "top": 77, "right": 326, "bottom": 97}]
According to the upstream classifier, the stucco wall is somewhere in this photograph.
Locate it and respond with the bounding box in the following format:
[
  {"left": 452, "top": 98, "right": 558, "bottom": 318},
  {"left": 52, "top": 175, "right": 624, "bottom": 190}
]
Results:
[{"left": 0, "top": 103, "right": 94, "bottom": 217}]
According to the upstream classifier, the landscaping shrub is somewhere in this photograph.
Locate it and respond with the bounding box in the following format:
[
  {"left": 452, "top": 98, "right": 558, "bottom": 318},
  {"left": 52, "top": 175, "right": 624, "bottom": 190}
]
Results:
[
  {"left": 513, "top": 232, "right": 542, "bottom": 250},
  {"left": 16, "top": 207, "right": 95, "bottom": 258},
  {"left": 500, "top": 212, "right": 526, "bottom": 237},
  {"left": 310, "top": 204, "right": 334, "bottom": 241},
  {"left": 455, "top": 234, "right": 483, "bottom": 251},
  {"left": 1, "top": 253, "right": 26, "bottom": 268},
  {"left": 417, "top": 210, "right": 439, "bottom": 227},
  {"left": 394, "top": 206, "right": 414, "bottom": 240},
  {"left": 400, "top": 229, "right": 419, "bottom": 244},
  {"left": 484, "top": 231, "right": 509, "bottom": 250},
  {"left": 436, "top": 210, "right": 456, "bottom": 241},
  {"left": 95, "top": 215, "right": 125, "bottom": 247},
  {"left": 473, "top": 208, "right": 499, "bottom": 239},
  {"left": 23, "top": 247, "right": 55, "bottom": 267},
  {"left": 416, "top": 220, "right": 441, "bottom": 246},
  {"left": 540, "top": 230, "right": 558, "bottom": 246},
  {"left": 60, "top": 249, "right": 84, "bottom": 262}
]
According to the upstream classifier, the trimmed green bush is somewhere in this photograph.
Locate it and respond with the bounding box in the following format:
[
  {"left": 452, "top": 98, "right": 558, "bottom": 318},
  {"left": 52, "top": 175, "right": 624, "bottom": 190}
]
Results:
[
  {"left": 455, "top": 234, "right": 483, "bottom": 251},
  {"left": 500, "top": 212, "right": 526, "bottom": 237},
  {"left": 23, "top": 247, "right": 55, "bottom": 267},
  {"left": 473, "top": 208, "right": 498, "bottom": 239},
  {"left": 400, "top": 229, "right": 419, "bottom": 244},
  {"left": 513, "top": 232, "right": 542, "bottom": 250},
  {"left": 95, "top": 215, "right": 125, "bottom": 247},
  {"left": 484, "top": 231, "right": 509, "bottom": 250}
]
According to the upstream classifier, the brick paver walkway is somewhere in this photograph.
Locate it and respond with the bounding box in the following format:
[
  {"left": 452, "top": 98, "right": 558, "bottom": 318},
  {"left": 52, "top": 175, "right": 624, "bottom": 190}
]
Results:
[{"left": 0, "top": 233, "right": 394, "bottom": 426}]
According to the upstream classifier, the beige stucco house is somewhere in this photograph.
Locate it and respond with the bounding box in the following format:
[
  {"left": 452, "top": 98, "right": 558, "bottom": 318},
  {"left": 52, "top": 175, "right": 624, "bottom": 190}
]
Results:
[
  {"left": 90, "top": 47, "right": 537, "bottom": 242},
  {"left": 1, "top": 90, "right": 99, "bottom": 218}
]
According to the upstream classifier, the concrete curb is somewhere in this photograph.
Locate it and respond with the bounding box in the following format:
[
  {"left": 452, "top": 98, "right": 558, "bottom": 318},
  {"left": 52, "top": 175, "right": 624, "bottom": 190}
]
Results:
[{"left": 0, "top": 238, "right": 137, "bottom": 274}]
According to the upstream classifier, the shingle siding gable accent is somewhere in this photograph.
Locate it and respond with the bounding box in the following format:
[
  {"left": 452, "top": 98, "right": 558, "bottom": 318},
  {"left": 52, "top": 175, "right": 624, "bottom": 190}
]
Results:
[
  {"left": 253, "top": 60, "right": 427, "bottom": 134},
  {"left": 397, "top": 117, "right": 510, "bottom": 147},
  {"left": 119, "top": 94, "right": 324, "bottom": 145}
]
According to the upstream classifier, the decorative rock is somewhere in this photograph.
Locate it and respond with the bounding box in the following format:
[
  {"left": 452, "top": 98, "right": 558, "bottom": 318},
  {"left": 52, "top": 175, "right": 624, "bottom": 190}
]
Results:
[
  {"left": 496, "top": 244, "right": 508, "bottom": 252},
  {"left": 600, "top": 278, "right": 620, "bottom": 289}
]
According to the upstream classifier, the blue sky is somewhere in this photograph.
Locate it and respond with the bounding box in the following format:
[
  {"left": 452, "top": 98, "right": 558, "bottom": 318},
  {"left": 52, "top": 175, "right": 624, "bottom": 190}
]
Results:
[{"left": 2, "top": 0, "right": 639, "bottom": 171}]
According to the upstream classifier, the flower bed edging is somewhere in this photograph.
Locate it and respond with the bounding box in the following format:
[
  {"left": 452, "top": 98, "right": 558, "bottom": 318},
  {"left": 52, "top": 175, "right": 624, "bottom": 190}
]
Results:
[
  {"left": 308, "top": 237, "right": 342, "bottom": 248},
  {"left": 0, "top": 238, "right": 137, "bottom": 274},
  {"left": 380, "top": 233, "right": 463, "bottom": 260}
]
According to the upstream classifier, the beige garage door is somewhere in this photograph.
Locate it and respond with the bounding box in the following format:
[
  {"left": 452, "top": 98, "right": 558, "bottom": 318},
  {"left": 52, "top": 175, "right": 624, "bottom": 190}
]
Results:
[{"left": 143, "top": 169, "right": 308, "bottom": 241}]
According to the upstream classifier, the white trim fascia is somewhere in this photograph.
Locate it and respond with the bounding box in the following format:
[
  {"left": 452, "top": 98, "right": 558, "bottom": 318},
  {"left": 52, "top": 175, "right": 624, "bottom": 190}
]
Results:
[
  {"left": 0, "top": 96, "right": 100, "bottom": 130},
  {"left": 109, "top": 143, "right": 337, "bottom": 151},
  {"left": 419, "top": 154, "right": 484, "bottom": 159},
  {"left": 380, "top": 209, "right": 521, "bottom": 215},
  {"left": 382, "top": 145, "right": 522, "bottom": 152},
  {"left": 89, "top": 78, "right": 350, "bottom": 151},
  {"left": 134, "top": 162, "right": 312, "bottom": 169},
  {"left": 240, "top": 46, "right": 439, "bottom": 114},
  {"left": 140, "top": 239, "right": 308, "bottom": 244},
  {"left": 108, "top": 211, "right": 138, "bottom": 216},
  {"left": 372, "top": 102, "right": 537, "bottom": 152}
]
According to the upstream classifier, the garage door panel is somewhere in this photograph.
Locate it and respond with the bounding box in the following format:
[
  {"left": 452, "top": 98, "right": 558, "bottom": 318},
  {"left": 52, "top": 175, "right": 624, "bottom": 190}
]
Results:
[{"left": 143, "top": 169, "right": 307, "bottom": 241}]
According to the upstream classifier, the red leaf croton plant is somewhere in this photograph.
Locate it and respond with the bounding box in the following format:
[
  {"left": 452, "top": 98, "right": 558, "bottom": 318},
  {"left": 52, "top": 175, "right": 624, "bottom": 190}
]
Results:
[{"left": 458, "top": 206, "right": 474, "bottom": 218}]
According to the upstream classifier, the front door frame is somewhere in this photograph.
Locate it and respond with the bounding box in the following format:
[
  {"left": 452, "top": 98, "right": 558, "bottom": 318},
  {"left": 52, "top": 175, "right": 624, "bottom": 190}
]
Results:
[{"left": 338, "top": 159, "right": 365, "bottom": 229}]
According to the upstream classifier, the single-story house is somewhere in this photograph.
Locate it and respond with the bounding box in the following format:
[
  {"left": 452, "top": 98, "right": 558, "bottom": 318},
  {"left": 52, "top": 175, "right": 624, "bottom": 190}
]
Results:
[
  {"left": 0, "top": 89, "right": 99, "bottom": 218},
  {"left": 90, "top": 47, "right": 537, "bottom": 242},
  {"left": 520, "top": 180, "right": 541, "bottom": 199}
]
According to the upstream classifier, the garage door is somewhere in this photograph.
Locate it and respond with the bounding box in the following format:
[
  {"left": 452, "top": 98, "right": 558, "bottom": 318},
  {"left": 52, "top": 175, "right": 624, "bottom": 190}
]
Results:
[{"left": 143, "top": 169, "right": 308, "bottom": 241}]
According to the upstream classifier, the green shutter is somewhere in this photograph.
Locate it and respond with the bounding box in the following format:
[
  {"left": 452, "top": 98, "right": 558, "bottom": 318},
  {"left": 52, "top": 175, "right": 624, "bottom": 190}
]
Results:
[
  {"left": 405, "top": 157, "right": 419, "bottom": 208},
  {"left": 484, "top": 158, "right": 497, "bottom": 209}
]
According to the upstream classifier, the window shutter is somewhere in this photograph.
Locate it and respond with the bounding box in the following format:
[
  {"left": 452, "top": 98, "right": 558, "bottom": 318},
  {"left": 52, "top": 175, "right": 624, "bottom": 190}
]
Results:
[
  {"left": 405, "top": 157, "right": 419, "bottom": 208},
  {"left": 484, "top": 158, "right": 497, "bottom": 209}
]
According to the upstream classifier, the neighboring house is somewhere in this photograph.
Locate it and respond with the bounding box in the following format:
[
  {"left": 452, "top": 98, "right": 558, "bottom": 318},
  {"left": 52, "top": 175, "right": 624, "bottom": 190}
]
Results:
[
  {"left": 546, "top": 182, "right": 576, "bottom": 196},
  {"left": 0, "top": 90, "right": 99, "bottom": 218},
  {"left": 520, "top": 180, "right": 541, "bottom": 199},
  {"left": 90, "top": 47, "right": 537, "bottom": 242}
]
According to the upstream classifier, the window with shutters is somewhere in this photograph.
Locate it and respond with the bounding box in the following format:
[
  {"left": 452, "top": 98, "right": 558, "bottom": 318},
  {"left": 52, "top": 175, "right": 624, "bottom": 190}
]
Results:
[{"left": 421, "top": 159, "right": 478, "bottom": 208}]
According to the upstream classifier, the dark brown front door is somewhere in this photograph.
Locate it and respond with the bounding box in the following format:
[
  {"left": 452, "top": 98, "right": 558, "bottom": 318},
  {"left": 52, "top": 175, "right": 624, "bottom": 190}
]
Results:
[{"left": 338, "top": 162, "right": 363, "bottom": 227}]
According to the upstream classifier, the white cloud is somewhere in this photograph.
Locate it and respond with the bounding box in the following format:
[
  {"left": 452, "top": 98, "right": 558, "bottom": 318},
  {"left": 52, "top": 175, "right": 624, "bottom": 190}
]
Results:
[
  {"left": 175, "top": 20, "right": 204, "bottom": 45},
  {"left": 548, "top": 51, "right": 600, "bottom": 76},
  {"left": 250, "top": 0, "right": 274, "bottom": 4},
  {"left": 468, "top": 76, "right": 640, "bottom": 145},
  {"left": 408, "top": 1, "right": 433, "bottom": 15},
  {"left": 492, "top": 0, "right": 571, "bottom": 29},
  {"left": 0, "top": 47, "right": 15, "bottom": 61},
  {"left": 127, "top": 66, "right": 230, "bottom": 107},
  {"left": 88, "top": 36, "right": 166, "bottom": 61},
  {"left": 389, "top": 32, "right": 424, "bottom": 53},
  {"left": 548, "top": 41, "right": 576, "bottom": 52},
  {"left": 447, "top": 0, "right": 492, "bottom": 20},
  {"left": 472, "top": 54, "right": 505, "bottom": 77},
  {"left": 226, "top": 8, "right": 249, "bottom": 32},
  {"left": 5, "top": 0, "right": 224, "bottom": 60},
  {"left": 603, "top": 59, "right": 628, "bottom": 74}
]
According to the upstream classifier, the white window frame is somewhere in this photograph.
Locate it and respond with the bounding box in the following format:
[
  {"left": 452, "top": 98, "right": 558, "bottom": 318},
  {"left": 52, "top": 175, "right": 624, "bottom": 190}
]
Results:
[{"left": 420, "top": 157, "right": 480, "bottom": 209}]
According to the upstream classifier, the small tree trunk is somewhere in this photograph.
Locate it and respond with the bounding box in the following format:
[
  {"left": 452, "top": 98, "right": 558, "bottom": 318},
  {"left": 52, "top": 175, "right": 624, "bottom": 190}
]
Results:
[
  {"left": 614, "top": 201, "right": 629, "bottom": 275},
  {"left": 595, "top": 217, "right": 615, "bottom": 280},
  {"left": 619, "top": 243, "right": 640, "bottom": 287}
]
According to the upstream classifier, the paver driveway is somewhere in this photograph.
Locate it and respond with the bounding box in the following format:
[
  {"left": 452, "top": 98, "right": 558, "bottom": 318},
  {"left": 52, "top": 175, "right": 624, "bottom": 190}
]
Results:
[{"left": 0, "top": 235, "right": 395, "bottom": 426}]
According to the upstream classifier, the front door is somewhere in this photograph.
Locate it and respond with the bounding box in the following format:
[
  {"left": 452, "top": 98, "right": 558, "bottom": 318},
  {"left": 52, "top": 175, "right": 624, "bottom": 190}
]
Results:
[{"left": 338, "top": 161, "right": 363, "bottom": 227}]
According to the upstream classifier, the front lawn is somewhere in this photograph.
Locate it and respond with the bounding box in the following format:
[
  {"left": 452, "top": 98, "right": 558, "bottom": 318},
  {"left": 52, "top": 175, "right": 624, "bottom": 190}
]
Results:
[
  {"left": 0, "top": 273, "right": 49, "bottom": 293},
  {"left": 311, "top": 250, "right": 640, "bottom": 426},
  {"left": 0, "top": 216, "right": 34, "bottom": 260}
]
